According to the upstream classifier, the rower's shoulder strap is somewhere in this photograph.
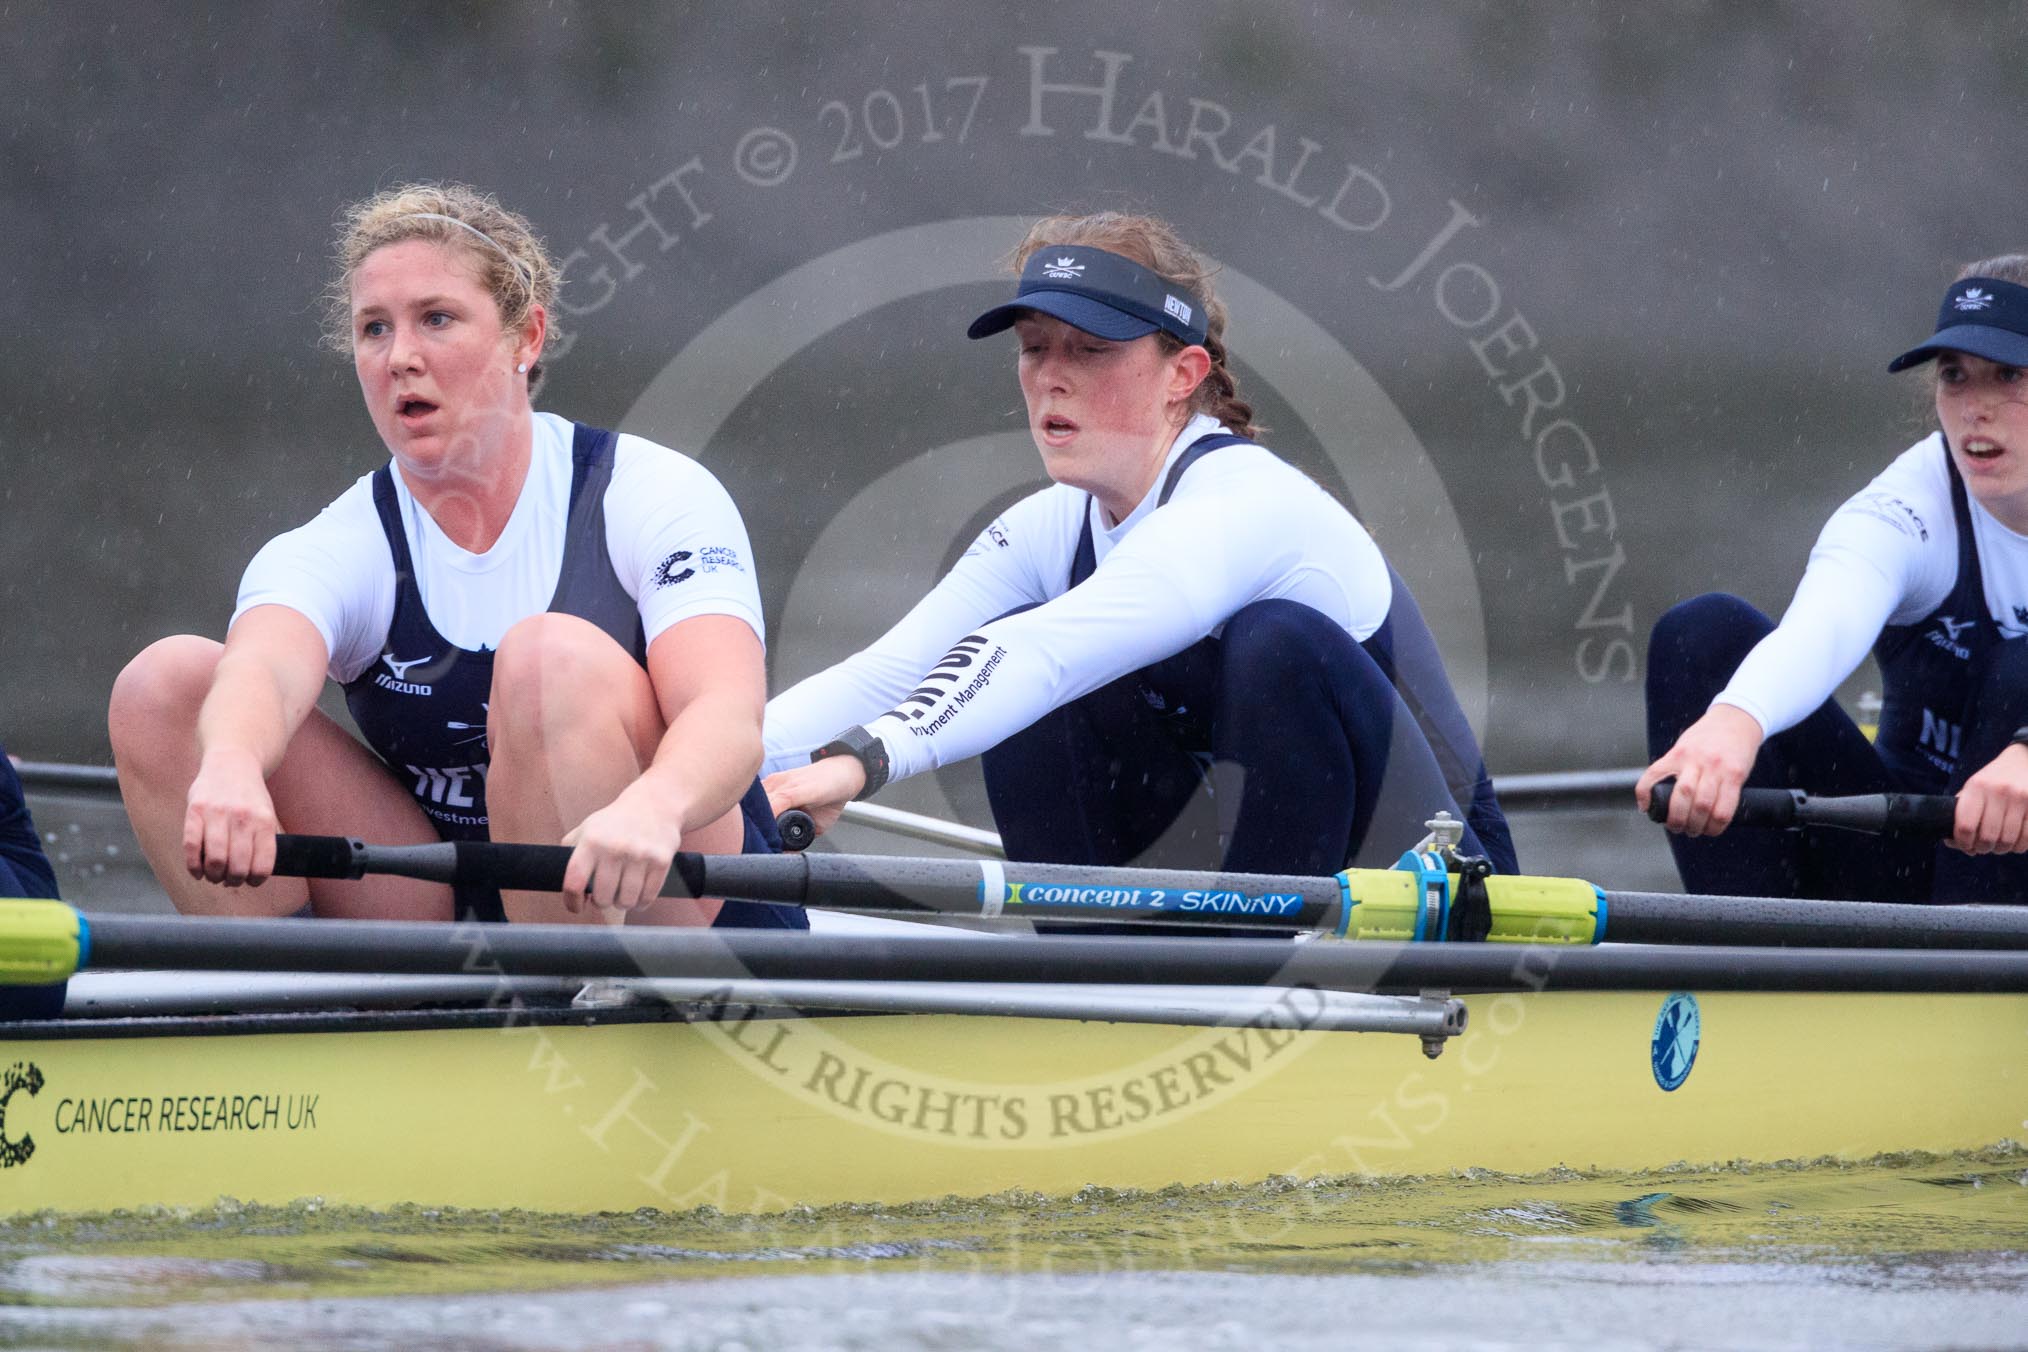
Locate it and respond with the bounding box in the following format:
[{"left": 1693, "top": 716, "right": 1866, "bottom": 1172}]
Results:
[
  {"left": 553, "top": 421, "right": 645, "bottom": 663},
  {"left": 1938, "top": 438, "right": 1986, "bottom": 603},
  {"left": 566, "top": 421, "right": 621, "bottom": 506},
  {"left": 1069, "top": 434, "right": 1258, "bottom": 588},
  {"left": 365, "top": 465, "right": 415, "bottom": 583},
  {"left": 1156, "top": 433, "right": 1255, "bottom": 506}
]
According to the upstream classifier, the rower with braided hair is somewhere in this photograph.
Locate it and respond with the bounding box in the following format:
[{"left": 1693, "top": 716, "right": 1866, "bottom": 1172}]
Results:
[{"left": 764, "top": 211, "right": 1513, "bottom": 896}]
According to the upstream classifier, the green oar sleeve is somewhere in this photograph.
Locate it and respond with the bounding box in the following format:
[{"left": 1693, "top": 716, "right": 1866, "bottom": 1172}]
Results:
[
  {"left": 0, "top": 900, "right": 86, "bottom": 984},
  {"left": 1333, "top": 870, "right": 1604, "bottom": 944}
]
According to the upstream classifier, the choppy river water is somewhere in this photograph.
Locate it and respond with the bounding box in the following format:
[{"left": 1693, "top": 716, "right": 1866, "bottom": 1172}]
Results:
[{"left": 0, "top": 1150, "right": 2023, "bottom": 1350}]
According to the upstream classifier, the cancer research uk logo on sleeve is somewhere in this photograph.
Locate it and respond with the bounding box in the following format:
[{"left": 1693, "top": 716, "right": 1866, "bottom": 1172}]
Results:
[{"left": 654, "top": 546, "right": 745, "bottom": 589}]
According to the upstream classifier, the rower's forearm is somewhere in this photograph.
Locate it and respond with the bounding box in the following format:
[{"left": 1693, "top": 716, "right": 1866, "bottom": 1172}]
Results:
[
  {"left": 194, "top": 651, "right": 308, "bottom": 777},
  {"left": 1716, "top": 552, "right": 1897, "bottom": 738},
  {"left": 762, "top": 648, "right": 921, "bottom": 773},
  {"left": 642, "top": 696, "right": 766, "bottom": 832}
]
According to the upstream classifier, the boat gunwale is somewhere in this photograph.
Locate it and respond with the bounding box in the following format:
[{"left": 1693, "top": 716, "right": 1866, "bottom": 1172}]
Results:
[{"left": 0, "top": 999, "right": 835, "bottom": 1042}]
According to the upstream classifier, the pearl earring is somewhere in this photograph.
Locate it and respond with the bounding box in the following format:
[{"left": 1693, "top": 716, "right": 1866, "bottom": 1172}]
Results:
[{"left": 516, "top": 363, "right": 528, "bottom": 373}]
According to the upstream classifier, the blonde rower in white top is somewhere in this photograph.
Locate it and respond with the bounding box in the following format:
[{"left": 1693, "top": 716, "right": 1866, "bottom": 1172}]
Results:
[{"left": 108, "top": 184, "right": 802, "bottom": 930}]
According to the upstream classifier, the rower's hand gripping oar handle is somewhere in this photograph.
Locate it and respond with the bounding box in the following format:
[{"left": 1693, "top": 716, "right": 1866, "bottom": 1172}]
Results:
[
  {"left": 1646, "top": 780, "right": 1958, "bottom": 837},
  {"left": 271, "top": 813, "right": 822, "bottom": 901},
  {"left": 270, "top": 833, "right": 367, "bottom": 881},
  {"left": 272, "top": 835, "right": 724, "bottom": 895}
]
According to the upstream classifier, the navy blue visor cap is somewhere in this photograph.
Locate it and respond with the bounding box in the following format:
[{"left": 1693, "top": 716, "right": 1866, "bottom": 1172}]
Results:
[
  {"left": 968, "top": 245, "right": 1209, "bottom": 347},
  {"left": 1888, "top": 276, "right": 2028, "bottom": 372}
]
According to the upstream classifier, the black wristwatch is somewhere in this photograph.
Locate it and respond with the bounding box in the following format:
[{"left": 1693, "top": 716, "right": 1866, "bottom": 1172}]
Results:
[
  {"left": 2011, "top": 726, "right": 2028, "bottom": 752},
  {"left": 812, "top": 725, "right": 891, "bottom": 799}
]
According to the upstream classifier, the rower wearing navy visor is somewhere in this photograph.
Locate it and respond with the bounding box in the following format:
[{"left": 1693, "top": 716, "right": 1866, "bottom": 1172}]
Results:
[
  {"left": 763, "top": 211, "right": 1514, "bottom": 900},
  {"left": 107, "top": 184, "right": 801, "bottom": 930},
  {"left": 1640, "top": 256, "right": 2028, "bottom": 903}
]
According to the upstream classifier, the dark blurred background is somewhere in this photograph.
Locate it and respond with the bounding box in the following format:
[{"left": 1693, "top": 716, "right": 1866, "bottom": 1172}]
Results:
[{"left": 6, "top": 2, "right": 2022, "bottom": 892}]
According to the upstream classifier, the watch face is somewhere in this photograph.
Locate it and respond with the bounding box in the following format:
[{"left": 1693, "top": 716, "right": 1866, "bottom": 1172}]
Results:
[{"left": 860, "top": 737, "right": 890, "bottom": 795}]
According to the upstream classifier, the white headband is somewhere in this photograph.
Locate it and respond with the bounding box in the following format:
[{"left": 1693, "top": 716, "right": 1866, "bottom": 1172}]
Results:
[{"left": 400, "top": 212, "right": 534, "bottom": 294}]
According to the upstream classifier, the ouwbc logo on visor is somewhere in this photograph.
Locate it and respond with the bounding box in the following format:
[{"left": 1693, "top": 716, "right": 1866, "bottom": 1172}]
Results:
[
  {"left": 967, "top": 245, "right": 1211, "bottom": 347},
  {"left": 1888, "top": 275, "right": 2028, "bottom": 372}
]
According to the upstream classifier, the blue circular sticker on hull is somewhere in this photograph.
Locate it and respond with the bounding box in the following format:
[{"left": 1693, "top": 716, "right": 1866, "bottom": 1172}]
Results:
[{"left": 1651, "top": 991, "right": 1701, "bottom": 1091}]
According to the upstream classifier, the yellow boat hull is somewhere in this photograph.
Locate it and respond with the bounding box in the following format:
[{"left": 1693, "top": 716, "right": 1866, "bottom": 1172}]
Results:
[{"left": 0, "top": 990, "right": 2020, "bottom": 1215}]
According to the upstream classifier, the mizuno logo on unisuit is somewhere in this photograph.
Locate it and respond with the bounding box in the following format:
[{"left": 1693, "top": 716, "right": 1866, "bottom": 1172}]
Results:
[
  {"left": 376, "top": 653, "right": 434, "bottom": 695},
  {"left": 1924, "top": 620, "right": 1973, "bottom": 658},
  {"left": 1041, "top": 256, "right": 1084, "bottom": 279},
  {"left": 1956, "top": 287, "right": 1994, "bottom": 311},
  {"left": 1924, "top": 615, "right": 1978, "bottom": 663}
]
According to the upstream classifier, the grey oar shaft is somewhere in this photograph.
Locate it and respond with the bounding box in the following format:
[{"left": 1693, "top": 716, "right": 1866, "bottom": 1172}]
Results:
[
  {"left": 78, "top": 918, "right": 2028, "bottom": 993},
  {"left": 767, "top": 852, "right": 1336, "bottom": 928},
  {"left": 271, "top": 836, "right": 2028, "bottom": 948},
  {"left": 1603, "top": 891, "right": 2028, "bottom": 950},
  {"left": 275, "top": 837, "right": 1340, "bottom": 931}
]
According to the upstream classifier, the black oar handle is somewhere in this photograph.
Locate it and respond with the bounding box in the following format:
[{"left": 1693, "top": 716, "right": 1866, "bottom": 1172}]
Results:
[
  {"left": 271, "top": 833, "right": 364, "bottom": 880},
  {"left": 1647, "top": 782, "right": 1803, "bottom": 828},
  {"left": 274, "top": 836, "right": 725, "bottom": 897},
  {"left": 1647, "top": 781, "right": 1958, "bottom": 837},
  {"left": 777, "top": 809, "right": 816, "bottom": 852},
  {"left": 277, "top": 813, "right": 818, "bottom": 890}
]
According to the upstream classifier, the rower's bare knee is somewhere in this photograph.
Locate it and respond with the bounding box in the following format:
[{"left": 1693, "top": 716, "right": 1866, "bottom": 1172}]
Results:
[
  {"left": 109, "top": 635, "right": 223, "bottom": 769},
  {"left": 490, "top": 614, "right": 656, "bottom": 758}
]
